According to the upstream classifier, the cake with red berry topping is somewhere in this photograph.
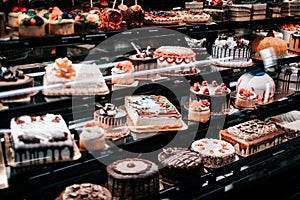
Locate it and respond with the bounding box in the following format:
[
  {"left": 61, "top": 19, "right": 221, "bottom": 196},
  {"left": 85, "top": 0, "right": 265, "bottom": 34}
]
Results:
[
  {"left": 219, "top": 119, "right": 286, "bottom": 156},
  {"left": 8, "top": 7, "right": 26, "bottom": 28},
  {"left": 236, "top": 71, "right": 275, "bottom": 104},
  {"left": 190, "top": 138, "right": 236, "bottom": 168},
  {"left": 125, "top": 95, "right": 183, "bottom": 129},
  {"left": 188, "top": 99, "right": 211, "bottom": 123},
  {"left": 190, "top": 80, "right": 231, "bottom": 113},
  {"left": 111, "top": 60, "right": 134, "bottom": 85},
  {"left": 235, "top": 88, "right": 257, "bottom": 108},
  {"left": 106, "top": 158, "right": 159, "bottom": 200},
  {"left": 154, "top": 46, "right": 199, "bottom": 75}
]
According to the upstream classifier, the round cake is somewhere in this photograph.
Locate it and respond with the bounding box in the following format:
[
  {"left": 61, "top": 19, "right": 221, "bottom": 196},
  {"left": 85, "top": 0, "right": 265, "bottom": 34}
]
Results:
[
  {"left": 289, "top": 31, "right": 300, "bottom": 53},
  {"left": 79, "top": 121, "right": 107, "bottom": 151},
  {"left": 211, "top": 34, "right": 253, "bottom": 67},
  {"left": 158, "top": 147, "right": 205, "bottom": 185},
  {"left": 188, "top": 99, "right": 211, "bottom": 123},
  {"left": 236, "top": 71, "right": 276, "bottom": 104},
  {"left": 111, "top": 60, "right": 134, "bottom": 85},
  {"left": 106, "top": 158, "right": 159, "bottom": 200},
  {"left": 278, "top": 62, "right": 300, "bottom": 91},
  {"left": 190, "top": 81, "right": 231, "bottom": 114},
  {"left": 94, "top": 103, "right": 128, "bottom": 140},
  {"left": 235, "top": 88, "right": 257, "bottom": 108},
  {"left": 251, "top": 36, "right": 288, "bottom": 59},
  {"left": 144, "top": 11, "right": 183, "bottom": 25},
  {"left": 180, "top": 10, "right": 210, "bottom": 23},
  {"left": 0, "top": 66, "right": 34, "bottom": 100},
  {"left": 154, "top": 46, "right": 198, "bottom": 75},
  {"left": 56, "top": 183, "right": 112, "bottom": 200},
  {"left": 190, "top": 138, "right": 236, "bottom": 168}
]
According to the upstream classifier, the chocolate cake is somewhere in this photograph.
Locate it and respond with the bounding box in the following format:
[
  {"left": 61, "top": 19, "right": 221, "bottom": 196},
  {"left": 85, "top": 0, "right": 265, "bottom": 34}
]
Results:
[
  {"left": 158, "top": 147, "right": 205, "bottom": 185},
  {"left": 94, "top": 103, "right": 127, "bottom": 128},
  {"left": 56, "top": 183, "right": 112, "bottom": 200},
  {"left": 219, "top": 119, "right": 286, "bottom": 157},
  {"left": 106, "top": 158, "right": 159, "bottom": 200}
]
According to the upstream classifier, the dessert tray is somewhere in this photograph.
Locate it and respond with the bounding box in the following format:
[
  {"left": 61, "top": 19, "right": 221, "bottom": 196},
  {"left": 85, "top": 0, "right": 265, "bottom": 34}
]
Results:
[{"left": 4, "top": 133, "right": 82, "bottom": 167}]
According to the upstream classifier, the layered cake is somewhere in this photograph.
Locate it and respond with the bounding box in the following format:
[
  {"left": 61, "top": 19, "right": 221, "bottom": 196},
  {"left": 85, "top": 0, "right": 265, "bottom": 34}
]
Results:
[
  {"left": 154, "top": 46, "right": 199, "bottom": 75},
  {"left": 211, "top": 34, "right": 253, "bottom": 67},
  {"left": 235, "top": 88, "right": 257, "bottom": 108},
  {"left": 190, "top": 81, "right": 231, "bottom": 113},
  {"left": 219, "top": 119, "right": 286, "bottom": 156},
  {"left": 56, "top": 183, "right": 112, "bottom": 200},
  {"left": 228, "top": 4, "right": 252, "bottom": 22},
  {"left": 46, "top": 6, "right": 75, "bottom": 35},
  {"left": 18, "top": 11, "right": 48, "bottom": 37},
  {"left": 144, "top": 11, "right": 183, "bottom": 25},
  {"left": 251, "top": 36, "right": 288, "bottom": 59},
  {"left": 106, "top": 158, "right": 159, "bottom": 200},
  {"left": 188, "top": 99, "right": 211, "bottom": 123},
  {"left": 190, "top": 138, "right": 236, "bottom": 168},
  {"left": 0, "top": 66, "right": 34, "bottom": 100},
  {"left": 125, "top": 95, "right": 183, "bottom": 129},
  {"left": 289, "top": 31, "right": 300, "bottom": 53},
  {"left": 94, "top": 103, "right": 128, "bottom": 140},
  {"left": 267, "top": 110, "right": 300, "bottom": 139},
  {"left": 10, "top": 114, "right": 75, "bottom": 164},
  {"left": 236, "top": 71, "right": 275, "bottom": 104},
  {"left": 278, "top": 62, "right": 300, "bottom": 91},
  {"left": 111, "top": 60, "right": 134, "bottom": 85},
  {"left": 79, "top": 121, "right": 107, "bottom": 151},
  {"left": 251, "top": 3, "right": 267, "bottom": 20},
  {"left": 280, "top": 24, "right": 299, "bottom": 43},
  {"left": 43, "top": 57, "right": 109, "bottom": 96},
  {"left": 99, "top": 8, "right": 122, "bottom": 30},
  {"left": 158, "top": 147, "right": 205, "bottom": 185}
]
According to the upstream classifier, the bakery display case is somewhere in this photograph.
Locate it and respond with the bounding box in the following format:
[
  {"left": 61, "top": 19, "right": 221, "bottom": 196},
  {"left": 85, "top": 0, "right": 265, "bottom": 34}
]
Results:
[{"left": 0, "top": 1, "right": 300, "bottom": 199}]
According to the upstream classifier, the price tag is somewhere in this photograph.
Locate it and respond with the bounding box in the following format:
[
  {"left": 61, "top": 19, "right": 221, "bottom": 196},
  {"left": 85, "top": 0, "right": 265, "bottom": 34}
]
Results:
[{"left": 259, "top": 47, "right": 277, "bottom": 69}]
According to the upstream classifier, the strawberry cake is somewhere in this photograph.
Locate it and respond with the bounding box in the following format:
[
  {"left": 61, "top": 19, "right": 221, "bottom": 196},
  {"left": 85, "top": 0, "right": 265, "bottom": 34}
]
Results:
[
  {"left": 235, "top": 88, "right": 257, "bottom": 108},
  {"left": 111, "top": 60, "right": 134, "bottom": 85},
  {"left": 188, "top": 99, "right": 211, "bottom": 123},
  {"left": 190, "top": 138, "right": 236, "bottom": 168}
]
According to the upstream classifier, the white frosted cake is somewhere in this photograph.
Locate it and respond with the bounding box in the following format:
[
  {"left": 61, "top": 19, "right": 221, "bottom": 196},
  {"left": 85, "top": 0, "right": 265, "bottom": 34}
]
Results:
[
  {"left": 211, "top": 34, "right": 252, "bottom": 67},
  {"left": 125, "top": 95, "right": 183, "bottom": 129},
  {"left": 10, "top": 114, "right": 74, "bottom": 164},
  {"left": 190, "top": 138, "right": 236, "bottom": 168},
  {"left": 154, "top": 46, "right": 198, "bottom": 75},
  {"left": 43, "top": 57, "right": 109, "bottom": 96}
]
